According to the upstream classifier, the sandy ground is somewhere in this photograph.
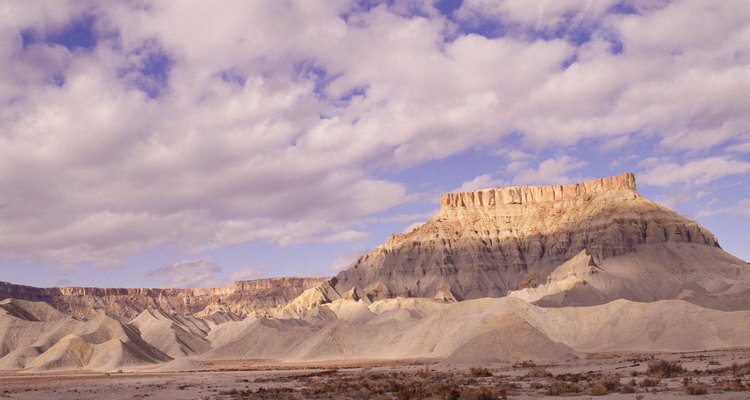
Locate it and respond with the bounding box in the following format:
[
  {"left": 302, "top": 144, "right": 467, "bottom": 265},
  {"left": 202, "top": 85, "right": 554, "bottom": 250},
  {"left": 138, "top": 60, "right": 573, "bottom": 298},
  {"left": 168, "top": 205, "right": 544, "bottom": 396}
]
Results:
[{"left": 2, "top": 350, "right": 750, "bottom": 399}]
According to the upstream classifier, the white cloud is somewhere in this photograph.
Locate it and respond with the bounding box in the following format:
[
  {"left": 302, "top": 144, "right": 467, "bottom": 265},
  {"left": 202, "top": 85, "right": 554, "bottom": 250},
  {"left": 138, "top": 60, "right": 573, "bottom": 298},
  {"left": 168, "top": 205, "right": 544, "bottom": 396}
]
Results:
[
  {"left": 513, "top": 156, "right": 589, "bottom": 186},
  {"left": 320, "top": 230, "right": 370, "bottom": 244},
  {"left": 145, "top": 259, "right": 223, "bottom": 288},
  {"left": 2, "top": 1, "right": 750, "bottom": 270},
  {"left": 740, "top": 198, "right": 750, "bottom": 214},
  {"left": 456, "top": 0, "right": 620, "bottom": 32},
  {"left": 640, "top": 157, "right": 750, "bottom": 187},
  {"left": 454, "top": 174, "right": 506, "bottom": 192},
  {"left": 695, "top": 198, "right": 750, "bottom": 218},
  {"left": 728, "top": 141, "right": 750, "bottom": 153}
]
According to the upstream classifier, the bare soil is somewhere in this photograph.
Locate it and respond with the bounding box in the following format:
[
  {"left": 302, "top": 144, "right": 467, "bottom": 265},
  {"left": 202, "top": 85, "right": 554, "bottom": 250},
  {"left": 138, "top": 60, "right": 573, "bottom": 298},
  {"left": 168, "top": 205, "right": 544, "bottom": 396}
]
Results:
[{"left": 2, "top": 349, "right": 750, "bottom": 399}]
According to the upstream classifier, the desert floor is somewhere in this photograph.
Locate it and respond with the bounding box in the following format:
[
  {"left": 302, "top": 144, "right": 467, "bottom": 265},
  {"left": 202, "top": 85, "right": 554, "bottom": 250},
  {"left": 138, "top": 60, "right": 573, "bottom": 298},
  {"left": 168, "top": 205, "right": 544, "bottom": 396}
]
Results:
[{"left": 2, "top": 349, "right": 750, "bottom": 399}]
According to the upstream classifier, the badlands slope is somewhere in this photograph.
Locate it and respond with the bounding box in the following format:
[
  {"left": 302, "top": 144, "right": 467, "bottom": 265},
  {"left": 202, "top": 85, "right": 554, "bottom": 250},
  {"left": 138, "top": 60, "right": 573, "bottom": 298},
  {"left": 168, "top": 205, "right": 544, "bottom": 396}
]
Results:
[
  {"left": 0, "top": 298, "right": 169, "bottom": 370},
  {"left": 1, "top": 173, "right": 749, "bottom": 371}
]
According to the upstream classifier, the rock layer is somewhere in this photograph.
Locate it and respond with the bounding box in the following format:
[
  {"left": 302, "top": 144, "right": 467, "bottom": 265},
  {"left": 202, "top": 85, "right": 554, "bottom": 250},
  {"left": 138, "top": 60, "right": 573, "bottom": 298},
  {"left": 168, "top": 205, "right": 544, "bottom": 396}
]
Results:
[
  {"left": 332, "top": 173, "right": 723, "bottom": 301},
  {"left": 0, "top": 278, "right": 326, "bottom": 319}
]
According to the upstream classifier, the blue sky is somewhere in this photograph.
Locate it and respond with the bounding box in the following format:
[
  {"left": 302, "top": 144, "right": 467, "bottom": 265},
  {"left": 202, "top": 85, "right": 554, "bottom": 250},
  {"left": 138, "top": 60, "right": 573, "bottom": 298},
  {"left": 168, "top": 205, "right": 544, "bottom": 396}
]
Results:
[{"left": 1, "top": 1, "right": 749, "bottom": 288}]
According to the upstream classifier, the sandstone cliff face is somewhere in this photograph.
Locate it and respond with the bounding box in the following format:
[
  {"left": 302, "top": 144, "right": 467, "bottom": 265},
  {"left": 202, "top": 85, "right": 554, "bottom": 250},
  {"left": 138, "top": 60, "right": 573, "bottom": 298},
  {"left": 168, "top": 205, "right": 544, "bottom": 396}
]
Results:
[
  {"left": 0, "top": 277, "right": 326, "bottom": 319},
  {"left": 332, "top": 173, "right": 721, "bottom": 301}
]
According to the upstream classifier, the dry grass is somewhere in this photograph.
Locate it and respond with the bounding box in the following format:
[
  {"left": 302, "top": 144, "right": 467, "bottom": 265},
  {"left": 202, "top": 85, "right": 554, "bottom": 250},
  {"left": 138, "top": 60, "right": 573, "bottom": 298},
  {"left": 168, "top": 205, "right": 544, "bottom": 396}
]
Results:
[
  {"left": 469, "top": 367, "right": 492, "bottom": 377},
  {"left": 212, "top": 368, "right": 514, "bottom": 399},
  {"left": 3, "top": 349, "right": 749, "bottom": 400},
  {"left": 647, "top": 360, "right": 684, "bottom": 378}
]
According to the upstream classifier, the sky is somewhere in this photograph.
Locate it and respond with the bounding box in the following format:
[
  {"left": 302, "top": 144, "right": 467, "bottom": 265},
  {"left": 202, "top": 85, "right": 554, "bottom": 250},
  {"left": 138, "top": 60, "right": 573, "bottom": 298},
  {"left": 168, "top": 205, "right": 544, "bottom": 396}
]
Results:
[{"left": 1, "top": 0, "right": 749, "bottom": 288}]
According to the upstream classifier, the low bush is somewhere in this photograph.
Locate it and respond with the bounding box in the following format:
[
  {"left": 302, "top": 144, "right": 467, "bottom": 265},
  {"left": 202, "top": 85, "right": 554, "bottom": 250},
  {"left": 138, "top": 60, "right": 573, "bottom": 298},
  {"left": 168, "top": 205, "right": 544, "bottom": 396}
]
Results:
[
  {"left": 525, "top": 368, "right": 552, "bottom": 378},
  {"left": 589, "top": 383, "right": 608, "bottom": 396},
  {"left": 640, "top": 378, "right": 660, "bottom": 387},
  {"left": 598, "top": 375, "right": 620, "bottom": 391},
  {"left": 546, "top": 381, "right": 580, "bottom": 396},
  {"left": 685, "top": 383, "right": 708, "bottom": 395},
  {"left": 460, "top": 388, "right": 496, "bottom": 400},
  {"left": 647, "top": 360, "right": 684, "bottom": 378},
  {"left": 469, "top": 367, "right": 492, "bottom": 377}
]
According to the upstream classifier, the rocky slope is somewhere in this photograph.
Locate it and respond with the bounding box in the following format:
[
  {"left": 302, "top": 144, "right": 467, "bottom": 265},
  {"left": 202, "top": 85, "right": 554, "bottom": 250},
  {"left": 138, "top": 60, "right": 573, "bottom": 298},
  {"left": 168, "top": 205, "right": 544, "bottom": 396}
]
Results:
[
  {"left": 331, "top": 172, "right": 740, "bottom": 304},
  {"left": 0, "top": 298, "right": 170, "bottom": 370},
  {"left": 0, "top": 278, "right": 326, "bottom": 319}
]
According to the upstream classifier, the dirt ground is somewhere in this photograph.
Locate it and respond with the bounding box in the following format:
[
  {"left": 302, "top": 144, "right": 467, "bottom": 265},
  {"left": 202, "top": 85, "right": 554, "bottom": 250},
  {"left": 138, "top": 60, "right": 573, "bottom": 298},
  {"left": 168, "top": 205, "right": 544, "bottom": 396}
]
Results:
[{"left": 2, "top": 349, "right": 750, "bottom": 399}]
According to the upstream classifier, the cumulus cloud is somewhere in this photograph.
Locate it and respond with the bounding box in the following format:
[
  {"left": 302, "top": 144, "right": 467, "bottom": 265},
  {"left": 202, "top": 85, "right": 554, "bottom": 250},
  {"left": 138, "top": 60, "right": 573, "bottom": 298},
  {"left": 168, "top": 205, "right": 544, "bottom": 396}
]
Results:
[
  {"left": 145, "top": 260, "right": 261, "bottom": 287},
  {"left": 695, "top": 198, "right": 750, "bottom": 218},
  {"left": 145, "top": 260, "right": 223, "bottom": 288},
  {"left": 2, "top": 1, "right": 750, "bottom": 270},
  {"left": 320, "top": 230, "right": 370, "bottom": 244},
  {"left": 513, "top": 156, "right": 589, "bottom": 186},
  {"left": 455, "top": 174, "right": 507, "bottom": 192},
  {"left": 456, "top": 0, "right": 621, "bottom": 35},
  {"left": 640, "top": 157, "right": 750, "bottom": 187}
]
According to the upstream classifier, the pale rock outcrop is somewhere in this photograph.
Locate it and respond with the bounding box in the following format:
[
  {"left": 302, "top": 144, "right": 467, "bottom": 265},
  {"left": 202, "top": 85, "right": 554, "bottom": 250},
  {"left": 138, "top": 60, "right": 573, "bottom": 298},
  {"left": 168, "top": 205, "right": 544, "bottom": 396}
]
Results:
[{"left": 332, "top": 172, "right": 727, "bottom": 302}]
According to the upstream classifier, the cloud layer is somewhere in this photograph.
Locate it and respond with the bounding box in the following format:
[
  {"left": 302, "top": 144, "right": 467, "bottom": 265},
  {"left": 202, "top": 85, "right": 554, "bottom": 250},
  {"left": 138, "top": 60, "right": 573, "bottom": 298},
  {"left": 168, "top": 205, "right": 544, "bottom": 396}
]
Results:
[{"left": 1, "top": 1, "right": 749, "bottom": 272}]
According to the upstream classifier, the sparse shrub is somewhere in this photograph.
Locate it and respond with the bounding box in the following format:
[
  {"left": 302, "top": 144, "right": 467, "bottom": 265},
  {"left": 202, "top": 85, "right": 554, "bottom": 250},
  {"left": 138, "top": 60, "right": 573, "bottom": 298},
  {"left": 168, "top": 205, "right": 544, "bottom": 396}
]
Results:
[
  {"left": 647, "top": 360, "right": 684, "bottom": 378},
  {"left": 554, "top": 372, "right": 587, "bottom": 383},
  {"left": 722, "top": 377, "right": 746, "bottom": 391},
  {"left": 526, "top": 368, "right": 552, "bottom": 378},
  {"left": 469, "top": 367, "right": 492, "bottom": 377},
  {"left": 396, "top": 385, "right": 423, "bottom": 400},
  {"left": 546, "top": 381, "right": 580, "bottom": 396},
  {"left": 640, "top": 378, "right": 660, "bottom": 387},
  {"left": 732, "top": 361, "right": 750, "bottom": 376},
  {"left": 685, "top": 383, "right": 708, "bottom": 395},
  {"left": 530, "top": 382, "right": 545, "bottom": 389},
  {"left": 460, "top": 388, "right": 495, "bottom": 400},
  {"left": 590, "top": 383, "right": 608, "bottom": 396},
  {"left": 513, "top": 360, "right": 536, "bottom": 368},
  {"left": 587, "top": 375, "right": 619, "bottom": 396},
  {"left": 598, "top": 375, "right": 620, "bottom": 391}
]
